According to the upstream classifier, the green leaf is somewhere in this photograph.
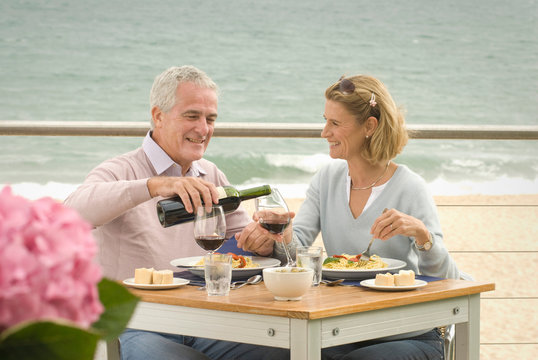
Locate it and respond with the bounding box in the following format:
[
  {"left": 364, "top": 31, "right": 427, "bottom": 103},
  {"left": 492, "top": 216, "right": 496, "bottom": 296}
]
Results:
[
  {"left": 0, "top": 321, "right": 100, "bottom": 360},
  {"left": 92, "top": 278, "right": 139, "bottom": 341},
  {"left": 322, "top": 257, "right": 339, "bottom": 265}
]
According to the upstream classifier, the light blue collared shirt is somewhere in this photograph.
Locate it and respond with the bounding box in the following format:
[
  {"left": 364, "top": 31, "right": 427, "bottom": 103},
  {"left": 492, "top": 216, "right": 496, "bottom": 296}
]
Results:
[{"left": 142, "top": 131, "right": 207, "bottom": 178}]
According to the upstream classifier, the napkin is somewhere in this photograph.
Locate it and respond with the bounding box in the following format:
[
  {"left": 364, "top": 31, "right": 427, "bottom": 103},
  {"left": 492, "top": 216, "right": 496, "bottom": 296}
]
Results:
[{"left": 174, "top": 270, "right": 205, "bottom": 286}]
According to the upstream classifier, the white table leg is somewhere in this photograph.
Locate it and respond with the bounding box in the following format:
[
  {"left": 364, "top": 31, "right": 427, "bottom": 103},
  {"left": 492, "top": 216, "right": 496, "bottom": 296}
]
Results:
[
  {"left": 455, "top": 294, "right": 480, "bottom": 360},
  {"left": 290, "top": 318, "right": 321, "bottom": 360}
]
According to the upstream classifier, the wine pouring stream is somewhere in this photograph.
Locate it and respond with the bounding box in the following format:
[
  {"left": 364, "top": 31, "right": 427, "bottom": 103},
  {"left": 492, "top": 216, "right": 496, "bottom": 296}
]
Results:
[{"left": 255, "top": 188, "right": 295, "bottom": 267}]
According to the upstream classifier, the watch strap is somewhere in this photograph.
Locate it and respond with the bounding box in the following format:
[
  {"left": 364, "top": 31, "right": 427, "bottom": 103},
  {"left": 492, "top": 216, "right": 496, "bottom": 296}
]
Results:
[{"left": 415, "top": 233, "right": 433, "bottom": 251}]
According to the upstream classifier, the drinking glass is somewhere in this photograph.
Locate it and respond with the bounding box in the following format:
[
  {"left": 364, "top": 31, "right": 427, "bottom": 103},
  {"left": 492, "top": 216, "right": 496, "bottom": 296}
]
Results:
[
  {"left": 204, "top": 253, "right": 232, "bottom": 296},
  {"left": 194, "top": 205, "right": 226, "bottom": 254},
  {"left": 296, "top": 246, "right": 323, "bottom": 286},
  {"left": 254, "top": 188, "right": 294, "bottom": 266}
]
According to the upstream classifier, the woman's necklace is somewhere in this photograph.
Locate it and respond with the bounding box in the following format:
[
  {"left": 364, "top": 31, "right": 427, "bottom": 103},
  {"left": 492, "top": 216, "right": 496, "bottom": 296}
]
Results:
[{"left": 351, "top": 162, "right": 390, "bottom": 190}]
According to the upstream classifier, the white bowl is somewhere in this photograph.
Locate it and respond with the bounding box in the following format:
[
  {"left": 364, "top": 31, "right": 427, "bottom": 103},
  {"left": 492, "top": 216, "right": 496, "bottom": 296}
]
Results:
[{"left": 263, "top": 267, "right": 314, "bottom": 301}]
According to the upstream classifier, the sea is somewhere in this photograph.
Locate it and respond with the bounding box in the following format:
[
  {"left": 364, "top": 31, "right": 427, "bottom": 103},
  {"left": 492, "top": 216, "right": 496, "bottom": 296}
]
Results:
[{"left": 1, "top": 0, "right": 537, "bottom": 200}]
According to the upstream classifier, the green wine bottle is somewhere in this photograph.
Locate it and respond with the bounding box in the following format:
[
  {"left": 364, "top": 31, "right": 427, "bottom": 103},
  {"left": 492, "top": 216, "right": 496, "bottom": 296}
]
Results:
[{"left": 156, "top": 185, "right": 272, "bottom": 227}]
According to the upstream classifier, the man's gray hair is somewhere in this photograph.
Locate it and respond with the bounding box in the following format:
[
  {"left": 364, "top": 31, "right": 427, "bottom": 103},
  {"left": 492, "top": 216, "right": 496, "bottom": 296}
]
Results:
[{"left": 149, "top": 65, "right": 218, "bottom": 127}]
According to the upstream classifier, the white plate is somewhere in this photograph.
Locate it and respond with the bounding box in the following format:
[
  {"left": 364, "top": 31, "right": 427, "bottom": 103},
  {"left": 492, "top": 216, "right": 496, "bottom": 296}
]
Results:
[
  {"left": 170, "top": 256, "right": 281, "bottom": 280},
  {"left": 322, "top": 257, "right": 407, "bottom": 280},
  {"left": 360, "top": 278, "right": 427, "bottom": 291},
  {"left": 123, "top": 277, "right": 189, "bottom": 290}
]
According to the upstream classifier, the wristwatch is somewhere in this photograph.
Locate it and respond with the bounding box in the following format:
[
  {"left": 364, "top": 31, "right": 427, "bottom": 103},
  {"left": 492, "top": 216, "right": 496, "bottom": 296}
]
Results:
[{"left": 415, "top": 233, "right": 433, "bottom": 251}]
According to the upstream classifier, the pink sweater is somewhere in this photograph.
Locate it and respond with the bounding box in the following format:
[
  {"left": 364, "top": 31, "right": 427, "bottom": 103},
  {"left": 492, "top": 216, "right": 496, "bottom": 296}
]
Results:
[{"left": 64, "top": 147, "right": 250, "bottom": 280}]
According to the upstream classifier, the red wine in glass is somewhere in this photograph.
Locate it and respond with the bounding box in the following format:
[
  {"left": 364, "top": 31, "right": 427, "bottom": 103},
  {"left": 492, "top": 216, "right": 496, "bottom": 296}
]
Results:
[
  {"left": 255, "top": 188, "right": 295, "bottom": 266},
  {"left": 195, "top": 235, "right": 226, "bottom": 251},
  {"left": 259, "top": 219, "right": 290, "bottom": 234},
  {"left": 194, "top": 205, "right": 226, "bottom": 254}
]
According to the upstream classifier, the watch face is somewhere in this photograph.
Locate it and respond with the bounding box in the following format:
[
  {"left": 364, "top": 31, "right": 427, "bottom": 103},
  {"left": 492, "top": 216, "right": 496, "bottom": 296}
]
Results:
[{"left": 423, "top": 241, "right": 432, "bottom": 251}]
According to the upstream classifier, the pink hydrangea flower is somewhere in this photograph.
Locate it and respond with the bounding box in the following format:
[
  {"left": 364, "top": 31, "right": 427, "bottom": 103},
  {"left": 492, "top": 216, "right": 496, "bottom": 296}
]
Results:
[{"left": 0, "top": 186, "right": 104, "bottom": 332}]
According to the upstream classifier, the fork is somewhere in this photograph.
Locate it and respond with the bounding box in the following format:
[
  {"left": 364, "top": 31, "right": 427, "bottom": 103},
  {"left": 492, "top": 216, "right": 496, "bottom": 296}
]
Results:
[
  {"left": 360, "top": 208, "right": 389, "bottom": 261},
  {"left": 359, "top": 236, "right": 375, "bottom": 262}
]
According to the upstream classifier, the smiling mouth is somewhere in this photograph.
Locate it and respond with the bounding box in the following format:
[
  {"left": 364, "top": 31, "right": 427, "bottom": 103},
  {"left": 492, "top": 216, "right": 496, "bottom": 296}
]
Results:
[
  {"left": 328, "top": 141, "right": 340, "bottom": 147},
  {"left": 187, "top": 138, "right": 205, "bottom": 144}
]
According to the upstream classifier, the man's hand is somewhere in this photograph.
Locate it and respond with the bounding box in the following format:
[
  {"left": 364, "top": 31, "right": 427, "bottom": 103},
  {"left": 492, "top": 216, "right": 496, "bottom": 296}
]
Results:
[
  {"left": 235, "top": 222, "right": 276, "bottom": 256},
  {"left": 236, "top": 211, "right": 295, "bottom": 256},
  {"left": 147, "top": 176, "right": 219, "bottom": 213}
]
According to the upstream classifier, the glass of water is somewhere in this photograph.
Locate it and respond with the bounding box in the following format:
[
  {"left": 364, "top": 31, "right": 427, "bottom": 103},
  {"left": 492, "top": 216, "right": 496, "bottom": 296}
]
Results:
[
  {"left": 296, "top": 246, "right": 323, "bottom": 286},
  {"left": 204, "top": 253, "right": 232, "bottom": 296}
]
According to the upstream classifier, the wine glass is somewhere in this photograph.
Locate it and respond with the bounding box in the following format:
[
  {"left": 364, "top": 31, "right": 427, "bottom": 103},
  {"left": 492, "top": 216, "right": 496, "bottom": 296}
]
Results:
[
  {"left": 254, "top": 188, "right": 294, "bottom": 266},
  {"left": 194, "top": 205, "right": 227, "bottom": 254}
]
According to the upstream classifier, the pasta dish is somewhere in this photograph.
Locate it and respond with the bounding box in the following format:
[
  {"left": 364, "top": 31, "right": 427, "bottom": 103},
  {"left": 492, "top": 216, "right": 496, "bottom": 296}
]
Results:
[
  {"left": 323, "top": 254, "right": 388, "bottom": 270},
  {"left": 195, "top": 253, "right": 260, "bottom": 269}
]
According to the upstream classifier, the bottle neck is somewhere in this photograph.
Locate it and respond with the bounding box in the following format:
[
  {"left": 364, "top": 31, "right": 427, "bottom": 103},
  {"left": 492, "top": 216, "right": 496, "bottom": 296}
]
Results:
[{"left": 238, "top": 185, "right": 272, "bottom": 200}]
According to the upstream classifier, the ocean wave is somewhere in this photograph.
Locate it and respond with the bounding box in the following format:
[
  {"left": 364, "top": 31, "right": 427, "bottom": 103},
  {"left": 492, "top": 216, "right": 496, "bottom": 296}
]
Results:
[
  {"left": 3, "top": 175, "right": 536, "bottom": 203},
  {"left": 5, "top": 182, "right": 80, "bottom": 201},
  {"left": 264, "top": 153, "right": 332, "bottom": 173}
]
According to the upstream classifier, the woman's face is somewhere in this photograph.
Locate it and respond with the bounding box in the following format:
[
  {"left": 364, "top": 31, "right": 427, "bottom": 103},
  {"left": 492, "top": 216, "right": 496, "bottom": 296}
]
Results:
[{"left": 321, "top": 100, "right": 365, "bottom": 161}]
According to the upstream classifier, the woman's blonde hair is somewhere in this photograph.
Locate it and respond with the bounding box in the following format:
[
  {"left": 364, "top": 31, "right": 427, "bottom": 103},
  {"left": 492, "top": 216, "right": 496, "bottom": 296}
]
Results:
[{"left": 325, "top": 75, "right": 408, "bottom": 165}]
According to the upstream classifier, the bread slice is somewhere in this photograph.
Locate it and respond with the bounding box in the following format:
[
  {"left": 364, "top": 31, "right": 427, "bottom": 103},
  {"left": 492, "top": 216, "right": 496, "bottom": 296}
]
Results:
[
  {"left": 394, "top": 270, "right": 415, "bottom": 286},
  {"left": 134, "top": 267, "right": 154, "bottom": 284},
  {"left": 375, "top": 273, "right": 395, "bottom": 286},
  {"left": 153, "top": 269, "right": 174, "bottom": 284}
]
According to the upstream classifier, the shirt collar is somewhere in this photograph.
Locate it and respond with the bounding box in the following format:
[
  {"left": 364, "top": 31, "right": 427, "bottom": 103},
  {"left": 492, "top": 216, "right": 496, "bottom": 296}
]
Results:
[{"left": 142, "top": 131, "right": 206, "bottom": 177}]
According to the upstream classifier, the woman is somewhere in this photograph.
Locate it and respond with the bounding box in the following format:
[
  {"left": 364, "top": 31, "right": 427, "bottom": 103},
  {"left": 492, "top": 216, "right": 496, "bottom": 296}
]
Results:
[{"left": 290, "top": 75, "right": 460, "bottom": 359}]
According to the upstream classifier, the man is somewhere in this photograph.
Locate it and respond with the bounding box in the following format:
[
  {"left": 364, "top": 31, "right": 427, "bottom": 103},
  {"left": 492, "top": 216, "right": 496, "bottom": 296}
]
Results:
[{"left": 65, "top": 65, "right": 287, "bottom": 360}]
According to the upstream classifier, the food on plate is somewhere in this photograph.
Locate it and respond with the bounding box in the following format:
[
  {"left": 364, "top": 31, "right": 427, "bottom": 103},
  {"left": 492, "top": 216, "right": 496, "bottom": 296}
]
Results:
[
  {"left": 134, "top": 267, "right": 173, "bottom": 284},
  {"left": 375, "top": 272, "right": 395, "bottom": 286},
  {"left": 373, "top": 270, "right": 415, "bottom": 287},
  {"left": 194, "top": 252, "right": 260, "bottom": 269},
  {"left": 152, "top": 270, "right": 173, "bottom": 284},
  {"left": 394, "top": 270, "right": 415, "bottom": 286},
  {"left": 134, "top": 267, "right": 154, "bottom": 284},
  {"left": 323, "top": 254, "right": 388, "bottom": 270}
]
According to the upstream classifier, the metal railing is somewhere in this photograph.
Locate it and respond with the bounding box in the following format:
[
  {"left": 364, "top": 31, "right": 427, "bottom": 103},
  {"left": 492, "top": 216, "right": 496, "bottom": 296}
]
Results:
[{"left": 1, "top": 120, "right": 537, "bottom": 140}]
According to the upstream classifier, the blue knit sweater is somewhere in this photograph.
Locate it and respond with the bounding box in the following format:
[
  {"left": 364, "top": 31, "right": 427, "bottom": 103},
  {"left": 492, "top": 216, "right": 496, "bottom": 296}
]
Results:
[{"left": 289, "top": 160, "right": 460, "bottom": 279}]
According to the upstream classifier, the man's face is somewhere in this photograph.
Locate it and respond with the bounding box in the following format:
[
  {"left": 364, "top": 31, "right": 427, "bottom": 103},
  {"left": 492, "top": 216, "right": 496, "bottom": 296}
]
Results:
[{"left": 152, "top": 82, "right": 218, "bottom": 172}]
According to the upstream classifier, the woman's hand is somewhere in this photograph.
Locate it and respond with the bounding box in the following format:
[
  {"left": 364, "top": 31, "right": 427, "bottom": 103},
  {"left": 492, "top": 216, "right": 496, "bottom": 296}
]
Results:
[{"left": 370, "top": 208, "right": 430, "bottom": 245}]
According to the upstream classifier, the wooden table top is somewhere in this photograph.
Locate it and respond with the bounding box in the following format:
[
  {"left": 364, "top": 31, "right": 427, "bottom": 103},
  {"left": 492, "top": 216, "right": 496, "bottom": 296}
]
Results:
[{"left": 126, "top": 279, "right": 495, "bottom": 320}]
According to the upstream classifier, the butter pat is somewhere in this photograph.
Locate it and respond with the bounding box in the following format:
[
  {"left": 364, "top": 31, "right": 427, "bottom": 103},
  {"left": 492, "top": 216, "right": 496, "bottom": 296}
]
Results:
[
  {"left": 394, "top": 270, "right": 415, "bottom": 286},
  {"left": 153, "top": 270, "right": 173, "bottom": 284},
  {"left": 134, "top": 267, "right": 154, "bottom": 284},
  {"left": 375, "top": 273, "right": 395, "bottom": 286}
]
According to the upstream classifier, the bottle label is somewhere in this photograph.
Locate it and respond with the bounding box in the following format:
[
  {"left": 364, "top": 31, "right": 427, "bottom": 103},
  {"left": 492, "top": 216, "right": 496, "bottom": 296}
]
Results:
[{"left": 216, "top": 186, "right": 227, "bottom": 200}]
